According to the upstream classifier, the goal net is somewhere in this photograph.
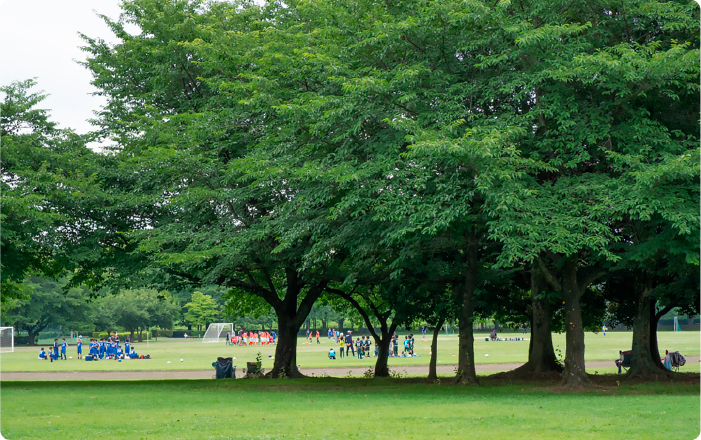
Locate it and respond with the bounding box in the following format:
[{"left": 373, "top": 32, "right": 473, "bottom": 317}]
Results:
[
  {"left": 0, "top": 327, "right": 14, "bottom": 353},
  {"left": 202, "top": 323, "right": 234, "bottom": 343}
]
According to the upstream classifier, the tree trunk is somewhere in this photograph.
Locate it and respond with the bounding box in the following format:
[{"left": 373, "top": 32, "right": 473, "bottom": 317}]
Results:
[
  {"left": 456, "top": 233, "right": 479, "bottom": 385},
  {"left": 27, "top": 329, "right": 38, "bottom": 346},
  {"left": 627, "top": 276, "right": 673, "bottom": 379},
  {"left": 373, "top": 324, "right": 397, "bottom": 378},
  {"left": 267, "top": 279, "right": 327, "bottom": 378},
  {"left": 137, "top": 328, "right": 143, "bottom": 342},
  {"left": 428, "top": 317, "right": 446, "bottom": 380},
  {"left": 560, "top": 259, "right": 591, "bottom": 387},
  {"left": 509, "top": 269, "right": 562, "bottom": 375},
  {"left": 269, "top": 316, "right": 303, "bottom": 378},
  {"left": 130, "top": 330, "right": 135, "bottom": 343},
  {"left": 338, "top": 318, "right": 344, "bottom": 332}
]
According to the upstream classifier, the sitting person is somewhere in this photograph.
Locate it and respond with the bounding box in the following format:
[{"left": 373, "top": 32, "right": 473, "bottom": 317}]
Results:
[
  {"left": 49, "top": 350, "right": 59, "bottom": 362},
  {"left": 129, "top": 349, "right": 139, "bottom": 359},
  {"left": 328, "top": 348, "right": 336, "bottom": 359},
  {"left": 39, "top": 348, "right": 47, "bottom": 360}
]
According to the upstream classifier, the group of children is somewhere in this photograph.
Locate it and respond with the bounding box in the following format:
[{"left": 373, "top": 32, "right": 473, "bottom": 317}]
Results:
[
  {"left": 226, "top": 330, "right": 276, "bottom": 346},
  {"left": 38, "top": 338, "right": 68, "bottom": 362},
  {"left": 86, "top": 336, "right": 135, "bottom": 360},
  {"left": 38, "top": 334, "right": 145, "bottom": 362},
  {"left": 327, "top": 333, "right": 418, "bottom": 359}
]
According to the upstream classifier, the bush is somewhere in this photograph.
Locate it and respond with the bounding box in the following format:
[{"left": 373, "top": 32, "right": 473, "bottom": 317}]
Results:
[
  {"left": 171, "top": 330, "right": 187, "bottom": 338},
  {"left": 91, "top": 332, "right": 137, "bottom": 340},
  {"left": 154, "top": 329, "right": 173, "bottom": 338}
]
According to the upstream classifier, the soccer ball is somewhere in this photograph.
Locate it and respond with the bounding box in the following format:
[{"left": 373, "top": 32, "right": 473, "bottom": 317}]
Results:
[
  {"left": 485, "top": 354, "right": 489, "bottom": 357},
  {"left": 69, "top": 356, "right": 72, "bottom": 360},
  {"left": 167, "top": 361, "right": 171, "bottom": 364},
  {"left": 233, "top": 357, "right": 236, "bottom": 360},
  {"left": 268, "top": 354, "right": 272, "bottom": 358},
  {"left": 180, "top": 359, "right": 183, "bottom": 362}
]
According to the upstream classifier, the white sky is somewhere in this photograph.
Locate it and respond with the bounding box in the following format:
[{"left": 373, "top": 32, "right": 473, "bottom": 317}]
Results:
[{"left": 0, "top": 0, "right": 125, "bottom": 135}]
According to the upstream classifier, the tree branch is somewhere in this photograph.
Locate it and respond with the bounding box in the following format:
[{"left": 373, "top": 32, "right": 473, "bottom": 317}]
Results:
[{"left": 535, "top": 256, "right": 562, "bottom": 292}]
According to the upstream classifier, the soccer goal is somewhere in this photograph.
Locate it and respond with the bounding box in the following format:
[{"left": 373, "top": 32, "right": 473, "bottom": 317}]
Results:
[
  {"left": 0, "top": 327, "right": 14, "bottom": 353},
  {"left": 202, "top": 323, "right": 234, "bottom": 343}
]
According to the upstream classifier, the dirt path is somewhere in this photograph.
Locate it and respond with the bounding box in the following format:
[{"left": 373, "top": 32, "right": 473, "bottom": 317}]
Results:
[{"left": 3, "top": 356, "right": 697, "bottom": 381}]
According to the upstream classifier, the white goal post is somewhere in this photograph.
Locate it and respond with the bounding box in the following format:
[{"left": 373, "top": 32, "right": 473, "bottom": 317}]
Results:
[
  {"left": 0, "top": 327, "right": 14, "bottom": 353},
  {"left": 202, "top": 323, "right": 234, "bottom": 343}
]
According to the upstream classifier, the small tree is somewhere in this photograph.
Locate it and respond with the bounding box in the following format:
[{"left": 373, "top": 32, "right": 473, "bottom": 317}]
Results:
[{"left": 183, "top": 291, "right": 219, "bottom": 332}]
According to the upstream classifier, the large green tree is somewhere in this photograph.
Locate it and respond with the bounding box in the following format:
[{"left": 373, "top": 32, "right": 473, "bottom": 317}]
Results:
[
  {"left": 0, "top": 80, "right": 91, "bottom": 301},
  {"left": 5, "top": 276, "right": 93, "bottom": 346}
]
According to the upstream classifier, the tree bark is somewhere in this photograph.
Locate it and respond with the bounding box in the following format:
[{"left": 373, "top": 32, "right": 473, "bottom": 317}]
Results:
[
  {"left": 372, "top": 323, "right": 397, "bottom": 378},
  {"left": 627, "top": 274, "right": 673, "bottom": 379},
  {"left": 560, "top": 258, "right": 591, "bottom": 387},
  {"left": 27, "top": 329, "right": 38, "bottom": 346},
  {"left": 267, "top": 278, "right": 328, "bottom": 378},
  {"left": 338, "top": 318, "right": 344, "bottom": 332},
  {"left": 509, "top": 268, "right": 562, "bottom": 375},
  {"left": 269, "top": 315, "right": 303, "bottom": 378},
  {"left": 456, "top": 232, "right": 479, "bottom": 385},
  {"left": 428, "top": 316, "right": 446, "bottom": 380}
]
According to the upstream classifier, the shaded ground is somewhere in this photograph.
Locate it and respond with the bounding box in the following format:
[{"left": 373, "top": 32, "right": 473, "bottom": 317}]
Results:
[{"left": 2, "top": 356, "right": 697, "bottom": 380}]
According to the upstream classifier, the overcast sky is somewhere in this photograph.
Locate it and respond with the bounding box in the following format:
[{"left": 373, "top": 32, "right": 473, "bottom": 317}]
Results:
[{"left": 0, "top": 0, "right": 125, "bottom": 135}]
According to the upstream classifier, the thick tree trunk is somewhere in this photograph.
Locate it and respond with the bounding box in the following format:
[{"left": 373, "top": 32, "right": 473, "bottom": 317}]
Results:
[
  {"left": 510, "top": 269, "right": 562, "bottom": 375},
  {"left": 130, "top": 330, "right": 135, "bottom": 343},
  {"left": 627, "top": 281, "right": 672, "bottom": 379},
  {"left": 27, "top": 329, "right": 38, "bottom": 346},
  {"left": 338, "top": 318, "right": 344, "bottom": 332},
  {"left": 428, "top": 317, "right": 446, "bottom": 380},
  {"left": 560, "top": 260, "right": 591, "bottom": 387},
  {"left": 372, "top": 324, "right": 396, "bottom": 377},
  {"left": 456, "top": 234, "right": 479, "bottom": 386},
  {"left": 269, "top": 316, "right": 303, "bottom": 378},
  {"left": 267, "top": 278, "right": 327, "bottom": 378}
]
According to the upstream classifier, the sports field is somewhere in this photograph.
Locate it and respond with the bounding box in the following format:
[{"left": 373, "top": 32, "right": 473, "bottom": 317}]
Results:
[
  {"left": 2, "top": 331, "right": 698, "bottom": 375},
  {"left": 1, "top": 379, "right": 698, "bottom": 440}
]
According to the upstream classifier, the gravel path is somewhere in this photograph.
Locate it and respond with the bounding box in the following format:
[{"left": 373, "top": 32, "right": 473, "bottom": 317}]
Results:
[{"left": 4, "top": 356, "right": 696, "bottom": 381}]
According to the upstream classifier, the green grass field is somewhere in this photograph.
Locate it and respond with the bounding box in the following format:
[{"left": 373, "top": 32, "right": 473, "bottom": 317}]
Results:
[
  {"left": 2, "top": 331, "right": 698, "bottom": 374},
  {"left": 1, "top": 379, "right": 698, "bottom": 440}
]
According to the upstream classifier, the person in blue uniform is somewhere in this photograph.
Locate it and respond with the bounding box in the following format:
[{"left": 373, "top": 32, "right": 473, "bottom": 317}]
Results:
[
  {"left": 76, "top": 337, "right": 83, "bottom": 360},
  {"left": 61, "top": 339, "right": 67, "bottom": 360}
]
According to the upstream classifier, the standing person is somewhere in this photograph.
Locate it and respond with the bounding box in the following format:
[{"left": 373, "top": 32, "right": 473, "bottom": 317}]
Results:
[
  {"left": 60, "top": 339, "right": 67, "bottom": 360},
  {"left": 602, "top": 325, "right": 607, "bottom": 336},
  {"left": 76, "top": 337, "right": 83, "bottom": 360},
  {"left": 271, "top": 331, "right": 276, "bottom": 344},
  {"left": 365, "top": 336, "right": 372, "bottom": 358},
  {"left": 316, "top": 330, "right": 321, "bottom": 344},
  {"left": 421, "top": 326, "right": 427, "bottom": 341},
  {"left": 345, "top": 331, "right": 354, "bottom": 357},
  {"left": 410, "top": 334, "right": 415, "bottom": 355},
  {"left": 355, "top": 338, "right": 363, "bottom": 359},
  {"left": 226, "top": 331, "right": 231, "bottom": 346},
  {"left": 99, "top": 338, "right": 106, "bottom": 359},
  {"left": 338, "top": 337, "right": 345, "bottom": 359},
  {"left": 306, "top": 329, "right": 310, "bottom": 339},
  {"left": 53, "top": 339, "right": 60, "bottom": 361},
  {"left": 124, "top": 339, "right": 131, "bottom": 355},
  {"left": 392, "top": 336, "right": 398, "bottom": 357}
]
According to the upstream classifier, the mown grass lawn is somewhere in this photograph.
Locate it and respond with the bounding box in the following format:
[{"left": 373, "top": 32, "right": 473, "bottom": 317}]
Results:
[
  {"left": 1, "top": 379, "right": 698, "bottom": 440},
  {"left": 2, "top": 331, "right": 697, "bottom": 374}
]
